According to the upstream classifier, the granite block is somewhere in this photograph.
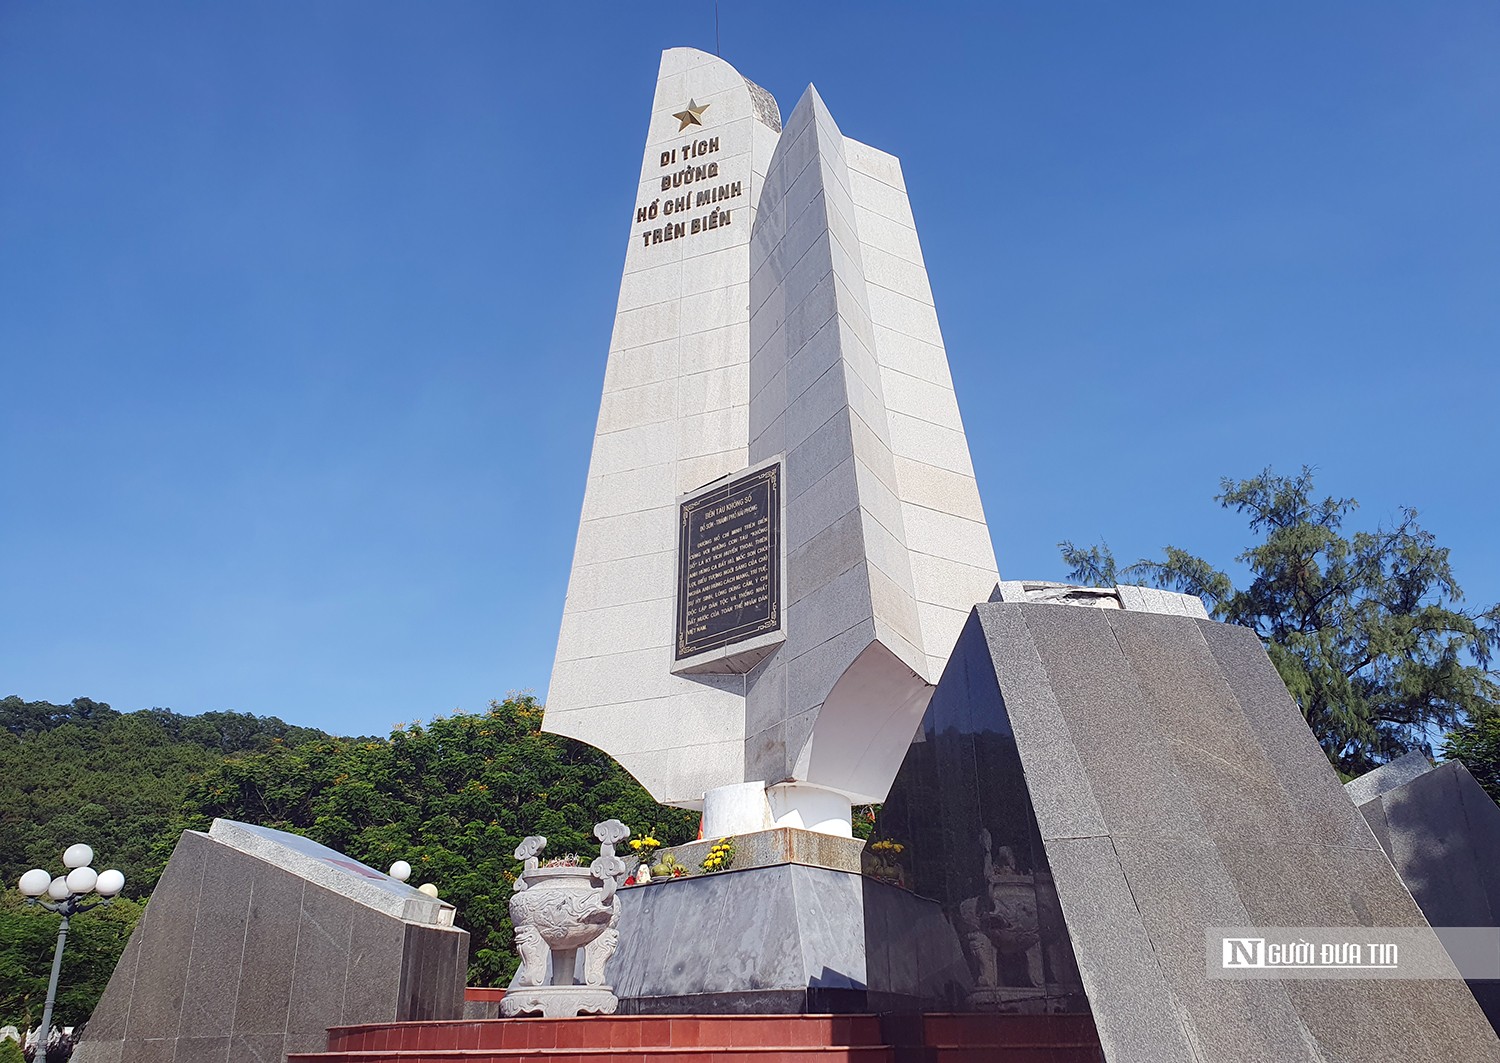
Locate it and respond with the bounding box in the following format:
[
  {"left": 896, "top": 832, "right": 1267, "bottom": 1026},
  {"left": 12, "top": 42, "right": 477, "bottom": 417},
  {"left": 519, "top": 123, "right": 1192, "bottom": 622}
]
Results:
[
  {"left": 610, "top": 863, "right": 963, "bottom": 1012},
  {"left": 1282, "top": 974, "right": 1499, "bottom": 1063},
  {"left": 790, "top": 864, "right": 867, "bottom": 990},
  {"left": 398, "top": 924, "right": 428, "bottom": 1021},
  {"left": 1110, "top": 833, "right": 1322, "bottom": 1063},
  {"left": 707, "top": 867, "right": 800, "bottom": 993},
  {"left": 1349, "top": 758, "right": 1500, "bottom": 1032},
  {"left": 1108, "top": 611, "right": 1308, "bottom": 847},
  {"left": 229, "top": 857, "right": 303, "bottom": 1034},
  {"left": 656, "top": 826, "right": 867, "bottom": 874},
  {"left": 967, "top": 608, "right": 1106, "bottom": 840},
  {"left": 1044, "top": 837, "right": 1197, "bottom": 1063},
  {"left": 74, "top": 821, "right": 467, "bottom": 1063},
  {"left": 282, "top": 1027, "right": 329, "bottom": 1057},
  {"left": 287, "top": 880, "right": 355, "bottom": 1038},
  {"left": 1015, "top": 606, "right": 1205, "bottom": 841},
  {"left": 1345, "top": 749, "right": 1435, "bottom": 806},
  {"left": 70, "top": 1044, "right": 122, "bottom": 1063},
  {"left": 121, "top": 1039, "right": 172, "bottom": 1063},
  {"left": 120, "top": 831, "right": 206, "bottom": 1042},
  {"left": 170, "top": 1036, "right": 228, "bottom": 1063},
  {"left": 176, "top": 844, "right": 254, "bottom": 1038},
  {"left": 1199, "top": 619, "right": 1376, "bottom": 850},
  {"left": 1380, "top": 762, "right": 1499, "bottom": 926},
  {"left": 226, "top": 1033, "right": 284, "bottom": 1063},
  {"left": 343, "top": 904, "right": 404, "bottom": 1023}
]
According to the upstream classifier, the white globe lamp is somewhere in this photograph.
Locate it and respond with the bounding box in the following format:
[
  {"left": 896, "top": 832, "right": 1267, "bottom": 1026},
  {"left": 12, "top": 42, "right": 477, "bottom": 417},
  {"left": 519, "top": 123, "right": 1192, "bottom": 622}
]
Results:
[
  {"left": 66, "top": 867, "right": 98, "bottom": 895},
  {"left": 18, "top": 869, "right": 52, "bottom": 898},
  {"left": 63, "top": 844, "right": 94, "bottom": 870}
]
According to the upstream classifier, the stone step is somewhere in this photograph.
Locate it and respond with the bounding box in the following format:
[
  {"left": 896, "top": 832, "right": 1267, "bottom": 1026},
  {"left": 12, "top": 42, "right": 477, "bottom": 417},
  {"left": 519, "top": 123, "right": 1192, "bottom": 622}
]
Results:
[
  {"left": 919, "top": 1012, "right": 1102, "bottom": 1047},
  {"left": 929, "top": 1049, "right": 1104, "bottom": 1063},
  {"left": 289, "top": 1050, "right": 894, "bottom": 1063},
  {"left": 323, "top": 1016, "right": 885, "bottom": 1053},
  {"left": 292, "top": 1013, "right": 1105, "bottom": 1063}
]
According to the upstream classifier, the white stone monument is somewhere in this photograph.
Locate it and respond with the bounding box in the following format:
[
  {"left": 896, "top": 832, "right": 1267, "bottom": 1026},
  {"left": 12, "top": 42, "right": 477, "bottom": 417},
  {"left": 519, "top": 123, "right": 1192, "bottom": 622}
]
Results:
[{"left": 545, "top": 48, "right": 998, "bottom": 838}]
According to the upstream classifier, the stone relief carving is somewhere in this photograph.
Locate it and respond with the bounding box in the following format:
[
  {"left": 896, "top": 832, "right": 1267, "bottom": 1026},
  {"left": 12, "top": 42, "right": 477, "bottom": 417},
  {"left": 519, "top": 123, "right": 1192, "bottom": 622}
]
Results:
[{"left": 956, "top": 828, "right": 1080, "bottom": 1009}]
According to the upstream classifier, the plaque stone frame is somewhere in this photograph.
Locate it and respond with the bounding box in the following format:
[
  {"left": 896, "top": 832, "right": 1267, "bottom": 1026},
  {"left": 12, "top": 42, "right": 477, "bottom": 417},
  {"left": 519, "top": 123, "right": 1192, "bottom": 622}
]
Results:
[{"left": 672, "top": 454, "right": 787, "bottom": 676}]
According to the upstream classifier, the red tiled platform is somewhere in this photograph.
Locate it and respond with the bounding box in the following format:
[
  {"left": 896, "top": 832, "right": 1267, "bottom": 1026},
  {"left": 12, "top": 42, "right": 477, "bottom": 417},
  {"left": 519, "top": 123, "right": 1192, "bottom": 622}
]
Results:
[{"left": 286, "top": 1012, "right": 1103, "bottom": 1063}]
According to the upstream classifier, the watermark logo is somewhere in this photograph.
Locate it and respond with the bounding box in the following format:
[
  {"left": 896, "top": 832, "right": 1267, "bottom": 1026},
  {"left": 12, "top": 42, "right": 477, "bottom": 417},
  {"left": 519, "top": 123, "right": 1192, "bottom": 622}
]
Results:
[
  {"left": 1208, "top": 927, "right": 1500, "bottom": 980},
  {"left": 1220, "top": 936, "right": 1397, "bottom": 970}
]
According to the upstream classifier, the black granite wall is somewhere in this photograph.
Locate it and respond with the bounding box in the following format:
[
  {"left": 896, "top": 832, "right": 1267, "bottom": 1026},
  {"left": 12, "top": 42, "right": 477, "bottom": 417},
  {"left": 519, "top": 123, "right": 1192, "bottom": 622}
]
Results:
[{"left": 876, "top": 618, "right": 1089, "bottom": 1014}]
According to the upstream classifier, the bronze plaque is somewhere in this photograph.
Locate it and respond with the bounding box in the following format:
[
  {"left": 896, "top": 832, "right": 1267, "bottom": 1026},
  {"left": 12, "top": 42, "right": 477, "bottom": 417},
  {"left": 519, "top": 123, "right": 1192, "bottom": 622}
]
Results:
[{"left": 676, "top": 463, "right": 782, "bottom": 659}]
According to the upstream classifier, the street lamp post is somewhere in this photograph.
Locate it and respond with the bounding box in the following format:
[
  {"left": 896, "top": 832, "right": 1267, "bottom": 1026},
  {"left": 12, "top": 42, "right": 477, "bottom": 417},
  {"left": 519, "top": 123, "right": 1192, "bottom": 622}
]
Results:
[{"left": 16, "top": 845, "right": 125, "bottom": 1063}]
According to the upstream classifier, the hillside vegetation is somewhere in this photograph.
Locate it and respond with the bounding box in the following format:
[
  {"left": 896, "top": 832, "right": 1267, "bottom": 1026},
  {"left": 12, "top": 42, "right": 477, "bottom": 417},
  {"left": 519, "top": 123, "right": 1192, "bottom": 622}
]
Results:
[{"left": 0, "top": 694, "right": 696, "bottom": 1031}]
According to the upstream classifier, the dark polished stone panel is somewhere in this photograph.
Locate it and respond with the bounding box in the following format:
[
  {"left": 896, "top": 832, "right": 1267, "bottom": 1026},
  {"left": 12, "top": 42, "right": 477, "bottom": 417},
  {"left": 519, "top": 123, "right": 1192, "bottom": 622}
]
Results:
[
  {"left": 676, "top": 462, "right": 782, "bottom": 658},
  {"left": 876, "top": 611, "right": 1091, "bottom": 1016},
  {"left": 343, "top": 904, "right": 404, "bottom": 1023},
  {"left": 170, "top": 1035, "right": 229, "bottom": 1063}
]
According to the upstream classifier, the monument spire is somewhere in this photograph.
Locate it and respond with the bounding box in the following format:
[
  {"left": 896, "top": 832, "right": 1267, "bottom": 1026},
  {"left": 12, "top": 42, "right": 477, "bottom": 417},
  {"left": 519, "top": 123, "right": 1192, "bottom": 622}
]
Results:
[{"left": 544, "top": 49, "right": 998, "bottom": 836}]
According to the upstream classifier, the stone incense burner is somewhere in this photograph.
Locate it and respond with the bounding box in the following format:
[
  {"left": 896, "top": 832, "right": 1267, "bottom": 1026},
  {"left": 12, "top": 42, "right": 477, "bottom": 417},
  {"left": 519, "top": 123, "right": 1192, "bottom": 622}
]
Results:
[{"left": 500, "top": 819, "right": 629, "bottom": 1017}]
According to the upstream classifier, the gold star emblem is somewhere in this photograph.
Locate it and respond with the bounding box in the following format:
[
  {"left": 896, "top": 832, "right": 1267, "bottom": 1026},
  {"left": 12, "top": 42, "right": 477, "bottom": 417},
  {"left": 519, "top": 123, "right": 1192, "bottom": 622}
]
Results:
[{"left": 673, "top": 99, "right": 710, "bottom": 131}]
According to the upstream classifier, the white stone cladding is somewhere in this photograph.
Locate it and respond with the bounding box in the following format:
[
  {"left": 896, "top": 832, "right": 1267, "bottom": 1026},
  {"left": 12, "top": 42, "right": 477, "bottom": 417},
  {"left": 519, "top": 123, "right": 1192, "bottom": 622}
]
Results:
[
  {"left": 843, "top": 140, "right": 999, "bottom": 681},
  {"left": 545, "top": 49, "right": 782, "bottom": 805},
  {"left": 545, "top": 52, "right": 999, "bottom": 815},
  {"left": 742, "top": 87, "right": 997, "bottom": 806}
]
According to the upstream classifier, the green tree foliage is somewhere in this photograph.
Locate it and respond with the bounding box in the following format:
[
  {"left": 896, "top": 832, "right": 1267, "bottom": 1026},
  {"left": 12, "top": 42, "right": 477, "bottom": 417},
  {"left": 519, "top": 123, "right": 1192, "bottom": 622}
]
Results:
[
  {"left": 0, "top": 697, "right": 332, "bottom": 900},
  {"left": 1060, "top": 468, "right": 1500, "bottom": 776},
  {"left": 1443, "top": 712, "right": 1500, "bottom": 804},
  {"left": 174, "top": 694, "right": 699, "bottom": 986},
  {"left": 0, "top": 697, "right": 119, "bottom": 735},
  {"left": 0, "top": 1035, "right": 22, "bottom": 1063},
  {"left": 0, "top": 893, "right": 143, "bottom": 1032}
]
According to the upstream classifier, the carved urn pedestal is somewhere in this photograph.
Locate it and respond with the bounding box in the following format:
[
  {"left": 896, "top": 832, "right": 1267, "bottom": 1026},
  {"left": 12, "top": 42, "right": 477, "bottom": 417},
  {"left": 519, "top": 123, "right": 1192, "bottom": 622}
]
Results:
[{"left": 500, "top": 820, "right": 627, "bottom": 1018}]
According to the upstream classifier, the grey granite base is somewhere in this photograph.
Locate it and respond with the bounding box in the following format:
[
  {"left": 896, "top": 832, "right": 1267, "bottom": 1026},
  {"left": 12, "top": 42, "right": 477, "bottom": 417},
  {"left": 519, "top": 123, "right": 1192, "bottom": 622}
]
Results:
[{"left": 605, "top": 862, "right": 969, "bottom": 1013}]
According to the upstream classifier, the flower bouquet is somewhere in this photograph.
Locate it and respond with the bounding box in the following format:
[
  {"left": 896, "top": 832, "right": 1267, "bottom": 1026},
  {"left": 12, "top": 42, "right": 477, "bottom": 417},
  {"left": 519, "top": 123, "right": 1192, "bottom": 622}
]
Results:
[
  {"left": 867, "top": 838, "right": 905, "bottom": 885},
  {"left": 700, "top": 837, "right": 736, "bottom": 873},
  {"left": 628, "top": 833, "right": 661, "bottom": 882}
]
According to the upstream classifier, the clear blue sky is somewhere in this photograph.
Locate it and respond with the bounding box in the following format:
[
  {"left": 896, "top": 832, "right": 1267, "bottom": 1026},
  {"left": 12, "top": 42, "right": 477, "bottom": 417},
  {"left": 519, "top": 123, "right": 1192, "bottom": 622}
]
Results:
[{"left": 3, "top": 2, "right": 1496, "bottom": 738}]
